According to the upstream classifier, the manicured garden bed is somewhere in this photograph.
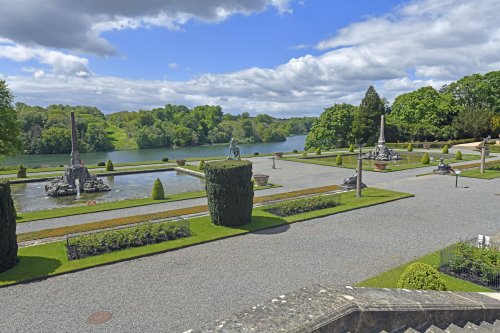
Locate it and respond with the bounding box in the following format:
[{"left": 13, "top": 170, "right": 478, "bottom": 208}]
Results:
[{"left": 264, "top": 194, "right": 341, "bottom": 217}]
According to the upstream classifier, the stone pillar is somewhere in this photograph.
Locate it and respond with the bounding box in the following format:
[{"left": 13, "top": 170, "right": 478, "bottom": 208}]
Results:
[
  {"left": 357, "top": 147, "right": 363, "bottom": 198},
  {"left": 378, "top": 115, "right": 385, "bottom": 146},
  {"left": 70, "top": 111, "right": 81, "bottom": 166},
  {"left": 480, "top": 147, "right": 486, "bottom": 174}
]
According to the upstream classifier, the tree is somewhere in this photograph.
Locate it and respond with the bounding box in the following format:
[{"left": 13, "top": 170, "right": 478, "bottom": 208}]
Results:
[
  {"left": 0, "top": 81, "right": 22, "bottom": 156},
  {"left": 452, "top": 105, "right": 494, "bottom": 139},
  {"left": 305, "top": 104, "right": 356, "bottom": 149},
  {"left": 352, "top": 86, "right": 385, "bottom": 144}
]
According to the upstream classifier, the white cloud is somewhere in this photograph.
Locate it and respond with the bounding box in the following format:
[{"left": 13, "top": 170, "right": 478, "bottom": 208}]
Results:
[{"left": 168, "top": 62, "right": 179, "bottom": 69}]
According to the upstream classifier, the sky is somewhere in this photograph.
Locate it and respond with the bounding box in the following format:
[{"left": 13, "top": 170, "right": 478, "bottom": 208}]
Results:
[{"left": 0, "top": 0, "right": 499, "bottom": 117}]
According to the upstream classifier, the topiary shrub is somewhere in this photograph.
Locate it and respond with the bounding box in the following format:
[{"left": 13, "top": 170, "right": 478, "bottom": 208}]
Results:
[
  {"left": 0, "top": 180, "right": 18, "bottom": 273},
  {"left": 292, "top": 149, "right": 298, "bottom": 154},
  {"left": 455, "top": 150, "right": 462, "bottom": 160},
  {"left": 151, "top": 178, "right": 165, "bottom": 200},
  {"left": 407, "top": 143, "right": 413, "bottom": 152},
  {"left": 397, "top": 262, "right": 447, "bottom": 291},
  {"left": 302, "top": 152, "right": 308, "bottom": 158},
  {"left": 335, "top": 154, "right": 343, "bottom": 166},
  {"left": 199, "top": 159, "right": 205, "bottom": 170},
  {"left": 162, "top": 157, "right": 169, "bottom": 162},
  {"left": 97, "top": 161, "right": 106, "bottom": 167},
  {"left": 254, "top": 152, "right": 259, "bottom": 156},
  {"left": 106, "top": 160, "right": 114, "bottom": 171},
  {"left": 316, "top": 147, "right": 321, "bottom": 155},
  {"left": 16, "top": 164, "right": 27, "bottom": 178},
  {"left": 205, "top": 160, "right": 254, "bottom": 227},
  {"left": 442, "top": 144, "right": 449, "bottom": 154},
  {"left": 421, "top": 152, "right": 430, "bottom": 165},
  {"left": 349, "top": 143, "right": 354, "bottom": 153}
]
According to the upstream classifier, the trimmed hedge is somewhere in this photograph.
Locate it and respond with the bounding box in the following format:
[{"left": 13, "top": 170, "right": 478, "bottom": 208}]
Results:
[
  {"left": 17, "top": 164, "right": 27, "bottom": 178},
  {"left": 199, "top": 159, "right": 205, "bottom": 170},
  {"left": 387, "top": 139, "right": 476, "bottom": 149},
  {"left": 97, "top": 161, "right": 106, "bottom": 167},
  {"left": 106, "top": 159, "right": 114, "bottom": 171},
  {"left": 397, "top": 262, "right": 447, "bottom": 291},
  {"left": 349, "top": 144, "right": 354, "bottom": 152},
  {"left": 162, "top": 157, "right": 169, "bottom": 162},
  {"left": 442, "top": 144, "right": 449, "bottom": 154},
  {"left": 67, "top": 220, "right": 190, "bottom": 260},
  {"left": 316, "top": 147, "right": 322, "bottom": 155},
  {"left": 335, "top": 154, "right": 343, "bottom": 166},
  {"left": 205, "top": 160, "right": 254, "bottom": 227},
  {"left": 151, "top": 178, "right": 165, "bottom": 200},
  {"left": 421, "top": 152, "right": 430, "bottom": 164},
  {"left": 264, "top": 194, "right": 341, "bottom": 217},
  {"left": 0, "top": 181, "right": 18, "bottom": 272},
  {"left": 407, "top": 143, "right": 413, "bottom": 152},
  {"left": 302, "top": 152, "right": 308, "bottom": 158},
  {"left": 455, "top": 150, "right": 462, "bottom": 160}
]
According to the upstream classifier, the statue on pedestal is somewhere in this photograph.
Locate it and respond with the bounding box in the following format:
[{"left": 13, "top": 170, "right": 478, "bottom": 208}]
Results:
[{"left": 228, "top": 138, "right": 241, "bottom": 160}]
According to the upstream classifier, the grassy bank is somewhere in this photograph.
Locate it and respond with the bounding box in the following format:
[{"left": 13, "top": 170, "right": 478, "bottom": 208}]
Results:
[
  {"left": 3, "top": 187, "right": 411, "bottom": 287},
  {"left": 459, "top": 168, "right": 500, "bottom": 179},
  {"left": 106, "top": 125, "right": 138, "bottom": 150}
]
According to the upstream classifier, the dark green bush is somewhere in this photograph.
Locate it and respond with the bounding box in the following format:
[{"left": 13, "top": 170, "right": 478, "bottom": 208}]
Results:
[
  {"left": 421, "top": 153, "right": 430, "bottom": 165},
  {"left": 199, "top": 159, "right": 205, "bottom": 170},
  {"left": 106, "top": 160, "right": 114, "bottom": 171},
  {"left": 292, "top": 149, "right": 298, "bottom": 153},
  {"left": 67, "top": 220, "right": 190, "bottom": 260},
  {"left": 151, "top": 178, "right": 165, "bottom": 200},
  {"left": 162, "top": 157, "right": 169, "bottom": 162},
  {"left": 264, "top": 194, "right": 341, "bottom": 217},
  {"left": 446, "top": 243, "right": 500, "bottom": 285},
  {"left": 205, "top": 160, "right": 254, "bottom": 227},
  {"left": 316, "top": 147, "right": 321, "bottom": 155},
  {"left": 97, "top": 161, "right": 106, "bottom": 167},
  {"left": 442, "top": 144, "right": 449, "bottom": 154},
  {"left": 455, "top": 150, "right": 462, "bottom": 160},
  {"left": 0, "top": 181, "right": 18, "bottom": 272},
  {"left": 397, "top": 262, "right": 447, "bottom": 291},
  {"left": 407, "top": 143, "right": 413, "bottom": 152},
  {"left": 254, "top": 152, "right": 259, "bottom": 156},
  {"left": 335, "top": 154, "right": 343, "bottom": 166},
  {"left": 16, "top": 164, "right": 27, "bottom": 178},
  {"left": 349, "top": 144, "right": 354, "bottom": 153}
]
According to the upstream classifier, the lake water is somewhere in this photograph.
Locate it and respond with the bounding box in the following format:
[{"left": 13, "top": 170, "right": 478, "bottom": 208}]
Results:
[
  {"left": 11, "top": 171, "right": 205, "bottom": 213},
  {"left": 1, "top": 135, "right": 307, "bottom": 167}
]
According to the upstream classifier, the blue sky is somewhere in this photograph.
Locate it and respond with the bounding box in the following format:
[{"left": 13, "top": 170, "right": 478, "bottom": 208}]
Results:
[{"left": 0, "top": 0, "right": 499, "bottom": 116}]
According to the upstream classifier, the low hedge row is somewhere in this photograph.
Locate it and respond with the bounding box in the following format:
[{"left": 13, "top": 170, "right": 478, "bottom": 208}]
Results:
[
  {"left": 387, "top": 138, "right": 477, "bottom": 149},
  {"left": 264, "top": 194, "right": 341, "bottom": 217},
  {"left": 67, "top": 220, "right": 190, "bottom": 260}
]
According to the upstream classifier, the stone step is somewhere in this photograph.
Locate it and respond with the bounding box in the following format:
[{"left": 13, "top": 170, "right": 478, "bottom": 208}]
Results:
[
  {"left": 463, "top": 322, "right": 494, "bottom": 332},
  {"left": 425, "top": 325, "right": 446, "bottom": 332},
  {"left": 479, "top": 321, "right": 499, "bottom": 331}
]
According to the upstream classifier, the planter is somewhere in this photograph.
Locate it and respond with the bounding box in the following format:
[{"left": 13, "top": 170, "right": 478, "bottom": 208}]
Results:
[
  {"left": 176, "top": 159, "right": 186, "bottom": 166},
  {"left": 253, "top": 174, "right": 270, "bottom": 186},
  {"left": 274, "top": 152, "right": 284, "bottom": 159},
  {"left": 374, "top": 162, "right": 388, "bottom": 171}
]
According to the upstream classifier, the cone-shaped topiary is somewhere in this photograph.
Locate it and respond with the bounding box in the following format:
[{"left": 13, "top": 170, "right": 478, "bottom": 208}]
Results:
[
  {"left": 316, "top": 147, "right": 321, "bottom": 155},
  {"left": 17, "top": 164, "right": 27, "bottom": 178},
  {"left": 349, "top": 143, "right": 354, "bottom": 152},
  {"left": 397, "top": 262, "right": 447, "bottom": 291},
  {"left": 106, "top": 160, "right": 114, "bottom": 171},
  {"left": 335, "top": 154, "right": 343, "bottom": 165},
  {"left": 407, "top": 143, "right": 413, "bottom": 152},
  {"left": 0, "top": 180, "right": 18, "bottom": 273},
  {"left": 302, "top": 152, "right": 307, "bottom": 158},
  {"left": 442, "top": 144, "right": 449, "bottom": 154},
  {"left": 199, "top": 159, "right": 205, "bottom": 170},
  {"left": 151, "top": 178, "right": 165, "bottom": 200},
  {"left": 421, "top": 152, "right": 430, "bottom": 164},
  {"left": 455, "top": 150, "right": 462, "bottom": 160},
  {"left": 205, "top": 160, "right": 254, "bottom": 227}
]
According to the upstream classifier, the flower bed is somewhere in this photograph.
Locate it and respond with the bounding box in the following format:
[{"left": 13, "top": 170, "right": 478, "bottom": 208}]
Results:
[
  {"left": 264, "top": 194, "right": 341, "bottom": 217},
  {"left": 67, "top": 220, "right": 190, "bottom": 260}
]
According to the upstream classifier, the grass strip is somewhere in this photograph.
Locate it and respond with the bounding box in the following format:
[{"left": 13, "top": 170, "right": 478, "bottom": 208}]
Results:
[
  {"left": 356, "top": 247, "right": 492, "bottom": 292},
  {"left": 3, "top": 188, "right": 410, "bottom": 287},
  {"left": 459, "top": 168, "right": 500, "bottom": 179}
]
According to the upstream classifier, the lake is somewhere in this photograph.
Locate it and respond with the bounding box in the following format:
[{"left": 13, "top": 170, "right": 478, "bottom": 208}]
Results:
[{"left": 1, "top": 135, "right": 307, "bottom": 167}]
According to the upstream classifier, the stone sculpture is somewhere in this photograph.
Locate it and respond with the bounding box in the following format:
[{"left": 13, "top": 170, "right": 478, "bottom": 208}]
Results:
[
  {"left": 341, "top": 171, "right": 367, "bottom": 190},
  {"left": 363, "top": 115, "right": 401, "bottom": 161},
  {"left": 228, "top": 138, "right": 241, "bottom": 160}
]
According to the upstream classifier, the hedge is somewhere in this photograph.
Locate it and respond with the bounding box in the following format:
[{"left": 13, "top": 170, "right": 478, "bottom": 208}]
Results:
[
  {"left": 205, "top": 160, "right": 254, "bottom": 227},
  {"left": 397, "top": 262, "right": 447, "bottom": 291},
  {"left": 0, "top": 181, "right": 18, "bottom": 273},
  {"left": 17, "top": 164, "right": 27, "bottom": 178},
  {"left": 335, "top": 154, "right": 343, "bottom": 166},
  {"left": 106, "top": 160, "right": 114, "bottom": 171},
  {"left": 151, "top": 178, "right": 165, "bottom": 200},
  {"left": 264, "top": 194, "right": 341, "bottom": 217},
  {"left": 386, "top": 139, "right": 476, "bottom": 149},
  {"left": 421, "top": 152, "right": 430, "bottom": 165}
]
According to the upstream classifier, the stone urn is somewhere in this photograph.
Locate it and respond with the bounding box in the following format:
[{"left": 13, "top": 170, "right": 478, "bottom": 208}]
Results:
[
  {"left": 253, "top": 174, "right": 270, "bottom": 186},
  {"left": 176, "top": 159, "right": 187, "bottom": 166},
  {"left": 274, "top": 152, "right": 284, "bottom": 159},
  {"left": 374, "top": 161, "right": 388, "bottom": 171}
]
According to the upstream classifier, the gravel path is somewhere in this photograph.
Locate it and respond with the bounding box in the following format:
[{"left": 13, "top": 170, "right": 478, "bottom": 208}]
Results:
[{"left": 0, "top": 154, "right": 499, "bottom": 333}]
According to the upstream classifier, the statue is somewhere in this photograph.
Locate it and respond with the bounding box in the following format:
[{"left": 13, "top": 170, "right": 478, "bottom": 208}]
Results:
[
  {"left": 433, "top": 158, "right": 454, "bottom": 175},
  {"left": 341, "top": 170, "right": 367, "bottom": 190},
  {"left": 228, "top": 138, "right": 241, "bottom": 160},
  {"left": 363, "top": 115, "right": 401, "bottom": 161}
]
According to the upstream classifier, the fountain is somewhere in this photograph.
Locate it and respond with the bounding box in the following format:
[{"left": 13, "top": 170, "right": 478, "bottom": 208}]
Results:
[
  {"left": 45, "top": 112, "right": 111, "bottom": 197},
  {"left": 363, "top": 115, "right": 401, "bottom": 161}
]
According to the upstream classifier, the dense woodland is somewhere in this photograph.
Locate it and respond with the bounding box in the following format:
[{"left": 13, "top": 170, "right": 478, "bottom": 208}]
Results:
[{"left": 305, "top": 70, "right": 500, "bottom": 149}]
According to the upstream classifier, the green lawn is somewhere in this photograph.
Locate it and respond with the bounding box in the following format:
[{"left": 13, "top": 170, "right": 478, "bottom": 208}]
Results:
[
  {"left": 1, "top": 187, "right": 411, "bottom": 287},
  {"left": 106, "top": 125, "right": 138, "bottom": 150},
  {"left": 460, "top": 168, "right": 500, "bottom": 179},
  {"left": 356, "top": 248, "right": 492, "bottom": 292}
]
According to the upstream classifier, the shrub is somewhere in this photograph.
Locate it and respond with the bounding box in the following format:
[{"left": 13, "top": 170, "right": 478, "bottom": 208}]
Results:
[
  {"left": 316, "top": 147, "right": 321, "bottom": 155},
  {"left": 199, "top": 159, "right": 205, "bottom": 170},
  {"left": 302, "top": 152, "right": 308, "bottom": 158},
  {"left": 455, "top": 150, "right": 462, "bottom": 160},
  {"left": 16, "top": 164, "right": 27, "bottom": 178},
  {"left": 151, "top": 178, "right": 165, "bottom": 200},
  {"left": 349, "top": 143, "right": 354, "bottom": 153},
  {"left": 335, "top": 154, "right": 343, "bottom": 166},
  {"left": 97, "top": 161, "right": 106, "bottom": 167},
  {"left": 421, "top": 153, "right": 430, "bottom": 165},
  {"left": 67, "top": 220, "right": 190, "bottom": 260},
  {"left": 397, "top": 262, "right": 447, "bottom": 291},
  {"left": 264, "top": 194, "right": 341, "bottom": 217},
  {"left": 162, "top": 157, "right": 169, "bottom": 162},
  {"left": 0, "top": 181, "right": 18, "bottom": 272},
  {"left": 106, "top": 160, "right": 114, "bottom": 171},
  {"left": 254, "top": 152, "right": 259, "bottom": 156},
  {"left": 292, "top": 149, "right": 298, "bottom": 154},
  {"left": 442, "top": 144, "right": 449, "bottom": 154},
  {"left": 205, "top": 160, "right": 253, "bottom": 227},
  {"left": 407, "top": 143, "right": 413, "bottom": 152}
]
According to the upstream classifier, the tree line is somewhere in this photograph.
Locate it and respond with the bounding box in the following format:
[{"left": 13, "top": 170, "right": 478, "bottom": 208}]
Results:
[{"left": 305, "top": 70, "right": 500, "bottom": 149}]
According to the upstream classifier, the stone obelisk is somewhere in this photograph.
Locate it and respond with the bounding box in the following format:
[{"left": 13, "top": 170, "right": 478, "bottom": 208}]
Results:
[
  {"left": 70, "top": 111, "right": 81, "bottom": 166},
  {"left": 378, "top": 114, "right": 386, "bottom": 147}
]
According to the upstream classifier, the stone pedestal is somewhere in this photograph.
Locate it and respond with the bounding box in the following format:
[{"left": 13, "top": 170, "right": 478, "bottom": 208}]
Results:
[{"left": 45, "top": 165, "right": 110, "bottom": 197}]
